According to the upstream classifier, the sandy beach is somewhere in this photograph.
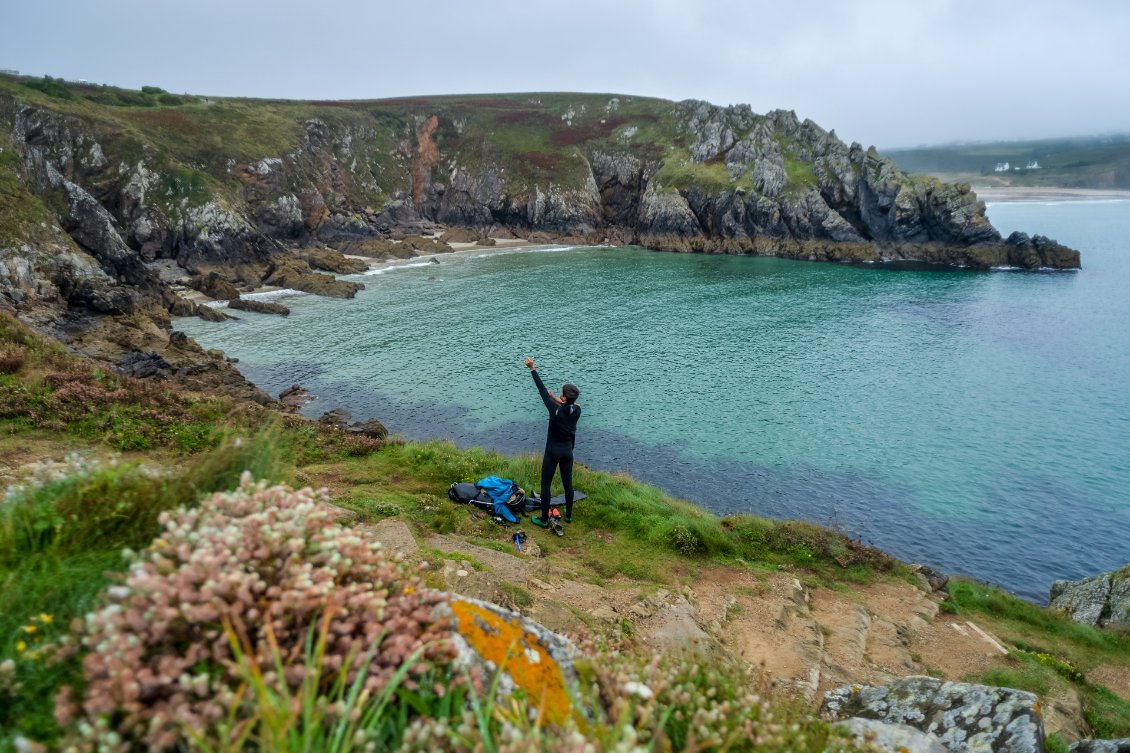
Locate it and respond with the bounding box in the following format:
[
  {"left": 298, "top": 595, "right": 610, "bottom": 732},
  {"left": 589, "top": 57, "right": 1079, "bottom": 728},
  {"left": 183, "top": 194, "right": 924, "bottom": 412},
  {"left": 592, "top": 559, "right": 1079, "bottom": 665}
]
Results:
[
  {"left": 177, "top": 236, "right": 557, "bottom": 307},
  {"left": 973, "top": 185, "right": 1130, "bottom": 203}
]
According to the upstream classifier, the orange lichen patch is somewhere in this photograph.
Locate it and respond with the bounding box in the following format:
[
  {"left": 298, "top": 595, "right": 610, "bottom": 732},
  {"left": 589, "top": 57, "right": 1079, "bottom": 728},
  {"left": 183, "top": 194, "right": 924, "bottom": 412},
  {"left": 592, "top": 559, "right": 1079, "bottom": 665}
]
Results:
[{"left": 450, "top": 600, "right": 573, "bottom": 726}]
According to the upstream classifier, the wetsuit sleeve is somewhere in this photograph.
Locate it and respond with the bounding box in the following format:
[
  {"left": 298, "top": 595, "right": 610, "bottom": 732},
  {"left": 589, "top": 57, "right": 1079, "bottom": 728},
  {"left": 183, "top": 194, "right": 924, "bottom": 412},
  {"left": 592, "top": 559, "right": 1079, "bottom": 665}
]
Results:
[{"left": 530, "top": 370, "right": 557, "bottom": 413}]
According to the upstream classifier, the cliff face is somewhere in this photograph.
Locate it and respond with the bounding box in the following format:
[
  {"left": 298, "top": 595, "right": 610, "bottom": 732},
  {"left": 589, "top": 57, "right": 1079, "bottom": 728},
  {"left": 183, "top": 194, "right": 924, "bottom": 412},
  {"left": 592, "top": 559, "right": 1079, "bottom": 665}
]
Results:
[{"left": 0, "top": 80, "right": 1080, "bottom": 389}]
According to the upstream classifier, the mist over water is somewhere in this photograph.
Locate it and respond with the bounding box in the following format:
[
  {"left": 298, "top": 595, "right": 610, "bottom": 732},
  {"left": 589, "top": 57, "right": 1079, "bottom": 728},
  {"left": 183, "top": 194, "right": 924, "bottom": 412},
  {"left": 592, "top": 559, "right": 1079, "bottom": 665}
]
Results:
[{"left": 178, "top": 201, "right": 1130, "bottom": 602}]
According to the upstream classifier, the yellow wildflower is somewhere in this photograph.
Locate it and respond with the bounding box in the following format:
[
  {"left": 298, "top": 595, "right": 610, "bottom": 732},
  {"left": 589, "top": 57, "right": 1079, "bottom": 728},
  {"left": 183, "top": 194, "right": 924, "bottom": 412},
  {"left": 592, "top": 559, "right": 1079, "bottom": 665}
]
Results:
[
  {"left": 15, "top": 641, "right": 27, "bottom": 652},
  {"left": 22, "top": 625, "right": 36, "bottom": 635},
  {"left": 37, "top": 614, "right": 53, "bottom": 624},
  {"left": 404, "top": 586, "right": 416, "bottom": 595}
]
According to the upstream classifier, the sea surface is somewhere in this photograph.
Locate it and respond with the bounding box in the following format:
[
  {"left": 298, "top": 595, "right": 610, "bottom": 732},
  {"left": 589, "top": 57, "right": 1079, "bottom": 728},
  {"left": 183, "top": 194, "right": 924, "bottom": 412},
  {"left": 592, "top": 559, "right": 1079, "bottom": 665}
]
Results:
[{"left": 178, "top": 200, "right": 1130, "bottom": 602}]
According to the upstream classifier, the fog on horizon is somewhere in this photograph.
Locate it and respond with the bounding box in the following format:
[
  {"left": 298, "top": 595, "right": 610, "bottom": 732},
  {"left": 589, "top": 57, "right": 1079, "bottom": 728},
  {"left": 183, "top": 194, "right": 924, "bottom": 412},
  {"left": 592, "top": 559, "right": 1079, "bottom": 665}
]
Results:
[{"left": 2, "top": 0, "right": 1127, "bottom": 148}]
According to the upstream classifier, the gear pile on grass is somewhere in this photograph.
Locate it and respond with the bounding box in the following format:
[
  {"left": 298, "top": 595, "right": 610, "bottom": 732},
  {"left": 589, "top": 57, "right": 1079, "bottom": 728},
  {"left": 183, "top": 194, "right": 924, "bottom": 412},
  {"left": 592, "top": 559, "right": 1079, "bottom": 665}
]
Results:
[{"left": 56, "top": 474, "right": 457, "bottom": 752}]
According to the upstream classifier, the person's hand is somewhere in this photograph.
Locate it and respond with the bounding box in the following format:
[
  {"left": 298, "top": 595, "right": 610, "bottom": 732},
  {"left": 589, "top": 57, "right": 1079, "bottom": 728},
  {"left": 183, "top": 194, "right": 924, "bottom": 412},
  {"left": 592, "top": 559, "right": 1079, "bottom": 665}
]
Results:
[{"left": 523, "top": 357, "right": 535, "bottom": 371}]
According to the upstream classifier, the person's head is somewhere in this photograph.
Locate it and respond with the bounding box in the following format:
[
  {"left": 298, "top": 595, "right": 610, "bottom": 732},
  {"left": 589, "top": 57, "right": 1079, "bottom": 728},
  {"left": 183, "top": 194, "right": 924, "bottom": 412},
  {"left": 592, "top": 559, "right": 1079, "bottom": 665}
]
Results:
[{"left": 561, "top": 383, "right": 580, "bottom": 404}]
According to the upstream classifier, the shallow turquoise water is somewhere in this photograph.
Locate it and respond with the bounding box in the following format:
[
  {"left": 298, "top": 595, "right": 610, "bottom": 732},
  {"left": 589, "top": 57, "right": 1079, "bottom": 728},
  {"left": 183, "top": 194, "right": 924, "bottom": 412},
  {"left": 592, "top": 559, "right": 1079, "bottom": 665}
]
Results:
[{"left": 178, "top": 200, "right": 1130, "bottom": 601}]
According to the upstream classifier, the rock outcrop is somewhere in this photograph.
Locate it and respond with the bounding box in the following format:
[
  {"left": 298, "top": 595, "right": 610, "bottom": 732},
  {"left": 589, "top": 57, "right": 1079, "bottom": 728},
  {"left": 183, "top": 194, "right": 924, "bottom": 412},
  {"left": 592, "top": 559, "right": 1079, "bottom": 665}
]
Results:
[
  {"left": 1050, "top": 565, "right": 1130, "bottom": 628},
  {"left": 821, "top": 676, "right": 1045, "bottom": 753},
  {"left": 227, "top": 298, "right": 289, "bottom": 316},
  {"left": 0, "top": 86, "right": 1081, "bottom": 395}
]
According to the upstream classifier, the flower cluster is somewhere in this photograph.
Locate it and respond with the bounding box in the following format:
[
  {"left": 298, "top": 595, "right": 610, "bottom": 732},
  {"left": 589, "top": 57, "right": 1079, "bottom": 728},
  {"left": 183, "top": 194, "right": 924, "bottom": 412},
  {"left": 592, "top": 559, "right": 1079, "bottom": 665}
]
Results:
[
  {"left": 13, "top": 613, "right": 53, "bottom": 656},
  {"left": 58, "top": 474, "right": 457, "bottom": 752}
]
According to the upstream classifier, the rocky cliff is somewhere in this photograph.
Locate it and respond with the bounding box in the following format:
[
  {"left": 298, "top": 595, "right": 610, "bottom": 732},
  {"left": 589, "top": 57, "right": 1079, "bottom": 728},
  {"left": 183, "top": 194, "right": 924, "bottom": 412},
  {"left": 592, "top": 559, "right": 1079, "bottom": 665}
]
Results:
[{"left": 0, "top": 78, "right": 1081, "bottom": 391}]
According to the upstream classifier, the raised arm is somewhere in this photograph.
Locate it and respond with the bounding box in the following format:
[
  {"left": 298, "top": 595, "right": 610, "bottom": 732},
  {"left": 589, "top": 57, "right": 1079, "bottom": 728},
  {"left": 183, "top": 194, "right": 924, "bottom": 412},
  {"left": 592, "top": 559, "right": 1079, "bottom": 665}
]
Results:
[{"left": 525, "top": 358, "right": 559, "bottom": 413}]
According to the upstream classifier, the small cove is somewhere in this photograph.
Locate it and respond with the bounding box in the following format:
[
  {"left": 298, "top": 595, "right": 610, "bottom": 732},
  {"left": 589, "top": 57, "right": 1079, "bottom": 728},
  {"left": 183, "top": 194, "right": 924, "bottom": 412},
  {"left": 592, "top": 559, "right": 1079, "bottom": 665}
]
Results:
[{"left": 177, "top": 201, "right": 1130, "bottom": 602}]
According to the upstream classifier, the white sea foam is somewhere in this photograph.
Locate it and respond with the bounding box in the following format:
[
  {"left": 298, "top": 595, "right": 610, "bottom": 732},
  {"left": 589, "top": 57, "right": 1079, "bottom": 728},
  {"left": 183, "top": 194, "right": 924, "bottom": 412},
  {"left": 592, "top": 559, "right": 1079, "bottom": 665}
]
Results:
[
  {"left": 362, "top": 260, "right": 435, "bottom": 276},
  {"left": 241, "top": 288, "right": 305, "bottom": 301}
]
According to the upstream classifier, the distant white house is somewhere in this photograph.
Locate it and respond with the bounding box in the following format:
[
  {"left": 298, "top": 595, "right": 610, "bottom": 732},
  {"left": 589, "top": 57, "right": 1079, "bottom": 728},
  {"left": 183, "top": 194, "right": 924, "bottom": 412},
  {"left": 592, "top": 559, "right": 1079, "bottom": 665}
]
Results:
[
  {"left": 1026, "top": 160, "right": 1040, "bottom": 169},
  {"left": 995, "top": 162, "right": 1010, "bottom": 172}
]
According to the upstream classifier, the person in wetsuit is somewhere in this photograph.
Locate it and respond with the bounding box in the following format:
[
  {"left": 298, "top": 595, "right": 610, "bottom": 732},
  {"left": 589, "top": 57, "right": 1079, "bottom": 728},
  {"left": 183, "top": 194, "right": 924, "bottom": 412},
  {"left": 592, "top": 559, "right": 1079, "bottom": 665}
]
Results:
[{"left": 523, "top": 357, "right": 581, "bottom": 528}]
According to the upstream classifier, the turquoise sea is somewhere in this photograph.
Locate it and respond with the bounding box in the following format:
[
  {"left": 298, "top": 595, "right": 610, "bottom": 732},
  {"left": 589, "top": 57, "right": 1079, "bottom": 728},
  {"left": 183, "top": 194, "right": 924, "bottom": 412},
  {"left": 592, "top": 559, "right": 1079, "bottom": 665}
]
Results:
[{"left": 177, "top": 200, "right": 1130, "bottom": 602}]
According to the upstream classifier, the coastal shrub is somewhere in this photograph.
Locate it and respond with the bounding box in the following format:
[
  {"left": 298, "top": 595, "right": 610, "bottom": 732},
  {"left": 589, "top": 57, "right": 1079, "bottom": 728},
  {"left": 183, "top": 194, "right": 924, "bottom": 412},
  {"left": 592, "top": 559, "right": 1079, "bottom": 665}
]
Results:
[
  {"left": 668, "top": 523, "right": 706, "bottom": 556},
  {"left": 24, "top": 76, "right": 72, "bottom": 100},
  {"left": 0, "top": 347, "right": 24, "bottom": 374},
  {"left": 57, "top": 476, "right": 457, "bottom": 752},
  {"left": 0, "top": 431, "right": 303, "bottom": 748}
]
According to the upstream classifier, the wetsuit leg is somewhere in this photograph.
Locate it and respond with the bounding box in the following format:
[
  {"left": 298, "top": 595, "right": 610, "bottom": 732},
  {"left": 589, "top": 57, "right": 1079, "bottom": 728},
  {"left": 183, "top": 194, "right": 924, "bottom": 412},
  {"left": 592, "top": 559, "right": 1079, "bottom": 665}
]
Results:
[
  {"left": 560, "top": 454, "right": 575, "bottom": 518},
  {"left": 540, "top": 450, "right": 557, "bottom": 520}
]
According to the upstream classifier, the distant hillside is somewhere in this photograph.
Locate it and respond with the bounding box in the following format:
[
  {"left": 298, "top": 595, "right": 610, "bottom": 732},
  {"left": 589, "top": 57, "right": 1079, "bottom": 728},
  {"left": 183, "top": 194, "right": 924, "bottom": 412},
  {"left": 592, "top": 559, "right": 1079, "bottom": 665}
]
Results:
[
  {"left": 887, "top": 135, "right": 1130, "bottom": 189},
  {"left": 0, "top": 74, "right": 1080, "bottom": 395}
]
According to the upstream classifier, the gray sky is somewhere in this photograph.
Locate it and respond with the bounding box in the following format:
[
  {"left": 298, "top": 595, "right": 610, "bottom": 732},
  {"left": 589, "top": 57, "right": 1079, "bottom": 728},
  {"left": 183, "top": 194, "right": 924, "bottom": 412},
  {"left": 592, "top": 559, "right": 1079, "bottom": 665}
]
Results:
[{"left": 3, "top": 0, "right": 1127, "bottom": 148}]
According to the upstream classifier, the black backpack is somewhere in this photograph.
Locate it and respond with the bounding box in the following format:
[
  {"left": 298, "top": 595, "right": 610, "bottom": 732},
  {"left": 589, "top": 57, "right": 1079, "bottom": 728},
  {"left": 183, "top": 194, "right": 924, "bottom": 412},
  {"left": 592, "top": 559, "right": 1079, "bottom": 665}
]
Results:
[{"left": 448, "top": 482, "right": 485, "bottom": 504}]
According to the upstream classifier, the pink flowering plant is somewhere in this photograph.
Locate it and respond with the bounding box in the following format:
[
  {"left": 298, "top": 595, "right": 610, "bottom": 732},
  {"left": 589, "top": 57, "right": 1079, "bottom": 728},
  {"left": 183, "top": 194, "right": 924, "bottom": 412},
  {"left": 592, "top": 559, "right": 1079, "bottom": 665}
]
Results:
[{"left": 58, "top": 474, "right": 457, "bottom": 752}]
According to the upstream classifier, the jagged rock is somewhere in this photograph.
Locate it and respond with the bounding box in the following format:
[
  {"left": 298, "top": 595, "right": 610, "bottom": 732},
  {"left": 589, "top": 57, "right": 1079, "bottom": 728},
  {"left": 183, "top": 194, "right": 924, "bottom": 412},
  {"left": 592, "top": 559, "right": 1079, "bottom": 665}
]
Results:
[
  {"left": 912, "top": 564, "right": 949, "bottom": 593},
  {"left": 264, "top": 257, "right": 363, "bottom": 299},
  {"left": 399, "top": 235, "right": 455, "bottom": 255},
  {"left": 832, "top": 717, "right": 947, "bottom": 753},
  {"left": 255, "top": 194, "right": 305, "bottom": 239},
  {"left": 318, "top": 408, "right": 352, "bottom": 427},
  {"left": 1005, "top": 232, "right": 1083, "bottom": 269},
  {"left": 337, "top": 238, "right": 411, "bottom": 259},
  {"left": 442, "top": 595, "right": 582, "bottom": 727},
  {"left": 195, "top": 304, "right": 230, "bottom": 322},
  {"left": 278, "top": 384, "right": 313, "bottom": 412},
  {"left": 1069, "top": 740, "right": 1130, "bottom": 753},
  {"left": 299, "top": 248, "right": 369, "bottom": 274},
  {"left": 116, "top": 351, "right": 174, "bottom": 379},
  {"left": 821, "top": 676, "right": 1044, "bottom": 753},
  {"left": 438, "top": 228, "right": 482, "bottom": 243},
  {"left": 68, "top": 278, "right": 139, "bottom": 314},
  {"left": 167, "top": 296, "right": 197, "bottom": 317},
  {"left": 188, "top": 272, "right": 241, "bottom": 301},
  {"left": 350, "top": 418, "right": 388, "bottom": 439},
  {"left": 1050, "top": 565, "right": 1130, "bottom": 628},
  {"left": 227, "top": 298, "right": 289, "bottom": 316}
]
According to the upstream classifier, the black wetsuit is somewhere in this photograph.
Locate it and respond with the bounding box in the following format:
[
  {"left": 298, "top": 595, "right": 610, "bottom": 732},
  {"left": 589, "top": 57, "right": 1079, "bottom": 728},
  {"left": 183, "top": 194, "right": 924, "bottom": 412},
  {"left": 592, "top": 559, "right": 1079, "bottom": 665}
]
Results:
[{"left": 531, "top": 370, "right": 581, "bottom": 520}]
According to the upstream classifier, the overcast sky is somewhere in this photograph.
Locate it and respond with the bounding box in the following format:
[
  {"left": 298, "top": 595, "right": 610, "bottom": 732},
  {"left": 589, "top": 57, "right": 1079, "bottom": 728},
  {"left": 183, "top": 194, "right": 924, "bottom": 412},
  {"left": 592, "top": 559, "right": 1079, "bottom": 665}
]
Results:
[{"left": 3, "top": 0, "right": 1127, "bottom": 148}]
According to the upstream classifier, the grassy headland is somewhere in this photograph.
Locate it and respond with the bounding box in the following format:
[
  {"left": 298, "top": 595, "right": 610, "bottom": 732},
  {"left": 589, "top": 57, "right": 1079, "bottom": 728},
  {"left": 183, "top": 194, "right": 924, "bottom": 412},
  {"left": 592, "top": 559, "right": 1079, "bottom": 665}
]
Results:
[
  {"left": 2, "top": 310, "right": 1129, "bottom": 750},
  {"left": 887, "top": 134, "right": 1130, "bottom": 190}
]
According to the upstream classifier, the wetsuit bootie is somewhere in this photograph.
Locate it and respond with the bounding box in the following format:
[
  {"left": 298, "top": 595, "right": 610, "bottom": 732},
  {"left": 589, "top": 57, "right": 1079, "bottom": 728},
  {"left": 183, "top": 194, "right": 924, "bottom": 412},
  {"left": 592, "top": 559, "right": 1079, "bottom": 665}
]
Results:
[{"left": 530, "top": 515, "right": 550, "bottom": 529}]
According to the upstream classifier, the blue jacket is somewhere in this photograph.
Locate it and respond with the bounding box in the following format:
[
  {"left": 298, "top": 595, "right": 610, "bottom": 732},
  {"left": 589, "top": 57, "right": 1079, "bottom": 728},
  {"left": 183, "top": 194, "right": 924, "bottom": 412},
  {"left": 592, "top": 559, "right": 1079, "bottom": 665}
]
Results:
[{"left": 476, "top": 475, "right": 518, "bottom": 504}]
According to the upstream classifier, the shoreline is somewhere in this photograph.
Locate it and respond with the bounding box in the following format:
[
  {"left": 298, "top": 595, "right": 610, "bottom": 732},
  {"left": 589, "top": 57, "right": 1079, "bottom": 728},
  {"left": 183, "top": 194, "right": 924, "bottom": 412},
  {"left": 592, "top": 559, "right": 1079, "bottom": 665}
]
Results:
[
  {"left": 974, "top": 185, "right": 1130, "bottom": 203},
  {"left": 179, "top": 237, "right": 565, "bottom": 306}
]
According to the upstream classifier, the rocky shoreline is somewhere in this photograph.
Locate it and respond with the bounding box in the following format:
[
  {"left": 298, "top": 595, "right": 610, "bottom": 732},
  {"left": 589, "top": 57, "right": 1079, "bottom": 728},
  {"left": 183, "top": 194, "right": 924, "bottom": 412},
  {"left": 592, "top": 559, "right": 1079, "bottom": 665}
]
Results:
[{"left": 0, "top": 85, "right": 1084, "bottom": 405}]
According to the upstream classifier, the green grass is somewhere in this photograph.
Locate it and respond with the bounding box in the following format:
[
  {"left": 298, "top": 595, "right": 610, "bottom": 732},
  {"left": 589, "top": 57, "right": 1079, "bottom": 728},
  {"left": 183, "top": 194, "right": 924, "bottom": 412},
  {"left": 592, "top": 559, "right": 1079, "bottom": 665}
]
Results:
[
  {"left": 943, "top": 578, "right": 1130, "bottom": 666},
  {"left": 654, "top": 151, "right": 742, "bottom": 192},
  {"left": 315, "top": 439, "right": 900, "bottom": 587},
  {"left": 783, "top": 154, "right": 818, "bottom": 193},
  {"left": 949, "top": 578, "right": 1130, "bottom": 739},
  {"left": 0, "top": 428, "right": 296, "bottom": 747},
  {"left": 971, "top": 652, "right": 1069, "bottom": 697}
]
